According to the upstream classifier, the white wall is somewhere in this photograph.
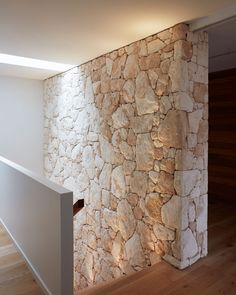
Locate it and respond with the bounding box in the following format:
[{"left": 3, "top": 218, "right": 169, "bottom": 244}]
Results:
[{"left": 0, "top": 75, "right": 43, "bottom": 174}]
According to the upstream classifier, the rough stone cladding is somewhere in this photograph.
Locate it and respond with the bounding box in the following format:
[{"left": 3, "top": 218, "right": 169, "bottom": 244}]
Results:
[{"left": 44, "top": 24, "right": 208, "bottom": 290}]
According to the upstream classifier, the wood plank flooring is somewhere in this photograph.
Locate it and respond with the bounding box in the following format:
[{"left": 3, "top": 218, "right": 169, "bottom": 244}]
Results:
[
  {"left": 0, "top": 225, "right": 44, "bottom": 295},
  {"left": 79, "top": 200, "right": 236, "bottom": 295}
]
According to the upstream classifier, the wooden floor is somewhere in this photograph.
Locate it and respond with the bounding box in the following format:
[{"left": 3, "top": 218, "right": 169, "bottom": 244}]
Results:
[
  {"left": 0, "top": 225, "right": 44, "bottom": 295},
  {"left": 79, "top": 199, "right": 236, "bottom": 295},
  {"left": 1, "top": 199, "right": 235, "bottom": 295}
]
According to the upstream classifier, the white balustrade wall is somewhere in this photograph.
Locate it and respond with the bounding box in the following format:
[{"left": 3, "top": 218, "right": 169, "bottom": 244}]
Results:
[{"left": 0, "top": 156, "right": 73, "bottom": 295}]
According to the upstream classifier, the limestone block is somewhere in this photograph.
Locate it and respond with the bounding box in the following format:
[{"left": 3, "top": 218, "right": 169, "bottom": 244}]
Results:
[
  {"left": 139, "top": 53, "right": 161, "bottom": 70},
  {"left": 136, "top": 133, "right": 154, "bottom": 171},
  {"left": 106, "top": 58, "right": 113, "bottom": 76},
  {"left": 194, "top": 65, "right": 208, "bottom": 84},
  {"left": 173, "top": 92, "right": 193, "bottom": 112},
  {"left": 123, "top": 80, "right": 135, "bottom": 103},
  {"left": 149, "top": 171, "right": 159, "bottom": 184},
  {"left": 193, "top": 82, "right": 208, "bottom": 103},
  {"left": 99, "top": 136, "right": 123, "bottom": 165},
  {"left": 161, "top": 195, "right": 181, "bottom": 229},
  {"left": 81, "top": 251, "right": 94, "bottom": 282},
  {"left": 158, "top": 110, "right": 188, "bottom": 148},
  {"left": 172, "top": 24, "right": 188, "bottom": 42},
  {"left": 153, "top": 223, "right": 175, "bottom": 240},
  {"left": 196, "top": 194, "right": 208, "bottom": 233},
  {"left": 197, "top": 42, "right": 208, "bottom": 67},
  {"left": 200, "top": 170, "right": 208, "bottom": 195},
  {"left": 158, "top": 29, "right": 171, "bottom": 41},
  {"left": 174, "top": 40, "right": 193, "bottom": 61},
  {"left": 145, "top": 193, "right": 163, "bottom": 222},
  {"left": 187, "top": 133, "right": 197, "bottom": 149},
  {"left": 75, "top": 109, "right": 90, "bottom": 134},
  {"left": 112, "top": 106, "right": 129, "bottom": 129},
  {"left": 82, "top": 146, "right": 95, "bottom": 179},
  {"left": 197, "top": 120, "right": 208, "bottom": 143},
  {"left": 119, "top": 141, "right": 134, "bottom": 160},
  {"left": 85, "top": 76, "right": 95, "bottom": 103},
  {"left": 134, "top": 206, "right": 143, "bottom": 220},
  {"left": 188, "top": 110, "right": 203, "bottom": 133},
  {"left": 111, "top": 54, "right": 127, "bottom": 79},
  {"left": 95, "top": 155, "right": 104, "bottom": 171},
  {"left": 123, "top": 160, "right": 135, "bottom": 175},
  {"left": 90, "top": 180, "right": 102, "bottom": 210},
  {"left": 111, "top": 166, "right": 126, "bottom": 199},
  {"left": 148, "top": 69, "right": 158, "bottom": 88},
  {"left": 169, "top": 60, "right": 189, "bottom": 92},
  {"left": 102, "top": 91, "right": 119, "bottom": 115},
  {"left": 77, "top": 169, "right": 90, "bottom": 192},
  {"left": 125, "top": 233, "right": 145, "bottom": 267},
  {"left": 181, "top": 228, "right": 198, "bottom": 260},
  {"left": 127, "top": 193, "right": 138, "bottom": 207},
  {"left": 117, "top": 199, "right": 136, "bottom": 240},
  {"left": 124, "top": 54, "right": 139, "bottom": 79},
  {"left": 127, "top": 129, "right": 136, "bottom": 146},
  {"left": 160, "top": 59, "right": 170, "bottom": 74},
  {"left": 175, "top": 150, "right": 194, "bottom": 170},
  {"left": 99, "top": 163, "right": 112, "bottom": 190},
  {"left": 147, "top": 39, "right": 165, "bottom": 54},
  {"left": 101, "top": 190, "right": 110, "bottom": 208},
  {"left": 103, "top": 209, "right": 119, "bottom": 232},
  {"left": 101, "top": 228, "right": 112, "bottom": 252},
  {"left": 156, "top": 171, "right": 175, "bottom": 194},
  {"left": 137, "top": 221, "right": 154, "bottom": 250},
  {"left": 130, "top": 171, "right": 147, "bottom": 198},
  {"left": 135, "top": 71, "right": 159, "bottom": 115},
  {"left": 111, "top": 233, "right": 123, "bottom": 263},
  {"left": 189, "top": 201, "right": 196, "bottom": 223},
  {"left": 174, "top": 170, "right": 201, "bottom": 197},
  {"left": 100, "top": 120, "right": 112, "bottom": 141},
  {"left": 160, "top": 158, "right": 175, "bottom": 174},
  {"left": 139, "top": 40, "right": 148, "bottom": 56},
  {"left": 110, "top": 79, "right": 125, "bottom": 92},
  {"left": 160, "top": 96, "right": 172, "bottom": 114},
  {"left": 130, "top": 114, "right": 153, "bottom": 134}
]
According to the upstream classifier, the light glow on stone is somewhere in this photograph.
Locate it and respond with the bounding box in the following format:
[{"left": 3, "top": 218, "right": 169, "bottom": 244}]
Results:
[{"left": 0, "top": 53, "right": 75, "bottom": 72}]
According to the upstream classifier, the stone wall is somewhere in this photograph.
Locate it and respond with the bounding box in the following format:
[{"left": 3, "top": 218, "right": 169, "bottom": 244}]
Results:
[{"left": 44, "top": 24, "right": 208, "bottom": 291}]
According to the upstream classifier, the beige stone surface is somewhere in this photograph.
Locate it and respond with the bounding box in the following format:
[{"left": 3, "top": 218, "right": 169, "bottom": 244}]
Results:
[
  {"left": 125, "top": 233, "right": 145, "bottom": 267},
  {"left": 111, "top": 166, "right": 126, "bottom": 199},
  {"left": 153, "top": 223, "right": 175, "bottom": 240},
  {"left": 130, "top": 171, "right": 147, "bottom": 198},
  {"left": 44, "top": 25, "right": 208, "bottom": 289},
  {"left": 145, "top": 193, "right": 163, "bottom": 222},
  {"left": 136, "top": 133, "right": 154, "bottom": 171},
  {"left": 117, "top": 199, "right": 136, "bottom": 240},
  {"left": 158, "top": 110, "right": 188, "bottom": 148},
  {"left": 169, "top": 60, "right": 188, "bottom": 92},
  {"left": 135, "top": 71, "right": 159, "bottom": 115},
  {"left": 174, "top": 170, "right": 201, "bottom": 197}
]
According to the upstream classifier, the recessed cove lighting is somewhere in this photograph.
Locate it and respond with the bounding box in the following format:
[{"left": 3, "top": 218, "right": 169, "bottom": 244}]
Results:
[{"left": 0, "top": 53, "right": 75, "bottom": 72}]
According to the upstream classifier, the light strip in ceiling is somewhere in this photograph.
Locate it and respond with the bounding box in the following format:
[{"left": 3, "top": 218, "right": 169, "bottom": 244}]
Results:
[{"left": 0, "top": 53, "right": 75, "bottom": 72}]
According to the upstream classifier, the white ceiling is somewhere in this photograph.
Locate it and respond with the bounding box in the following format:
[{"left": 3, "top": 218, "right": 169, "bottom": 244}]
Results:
[{"left": 0, "top": 0, "right": 236, "bottom": 80}]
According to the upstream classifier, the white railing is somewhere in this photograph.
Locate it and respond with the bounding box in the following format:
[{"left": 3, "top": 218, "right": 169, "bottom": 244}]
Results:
[{"left": 0, "top": 156, "right": 73, "bottom": 295}]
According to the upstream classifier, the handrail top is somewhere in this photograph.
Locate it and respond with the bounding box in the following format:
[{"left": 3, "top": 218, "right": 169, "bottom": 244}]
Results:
[{"left": 0, "top": 155, "right": 71, "bottom": 196}]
